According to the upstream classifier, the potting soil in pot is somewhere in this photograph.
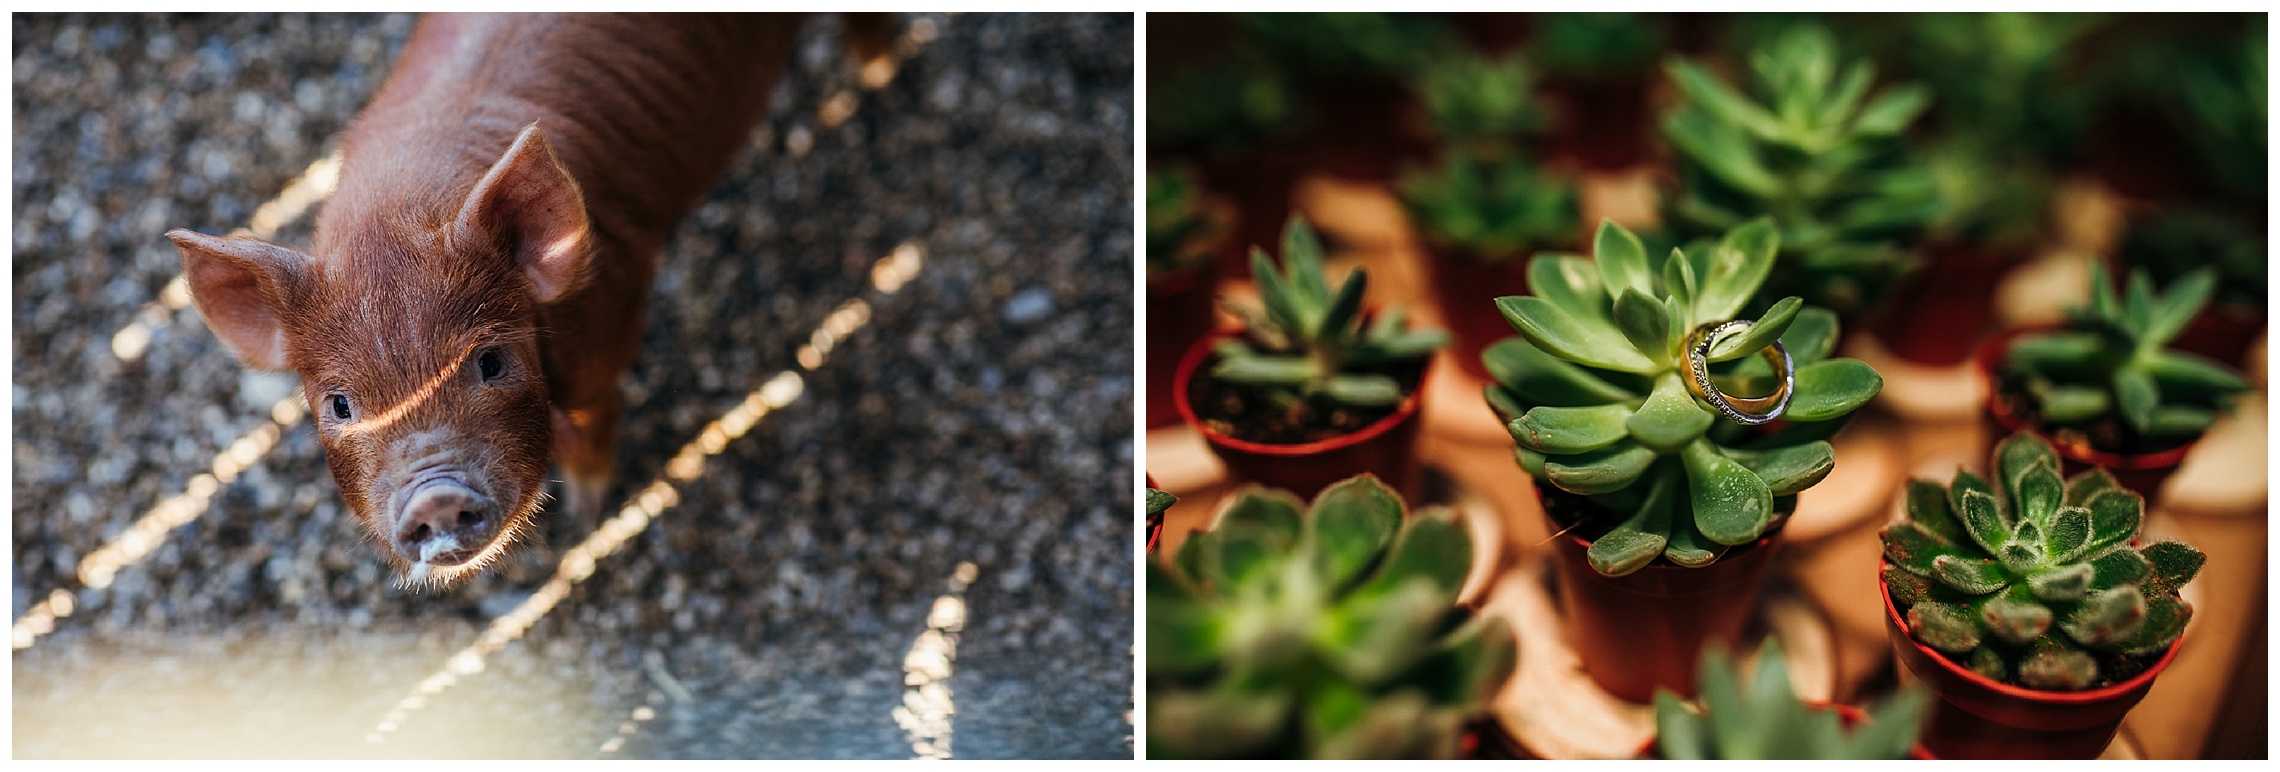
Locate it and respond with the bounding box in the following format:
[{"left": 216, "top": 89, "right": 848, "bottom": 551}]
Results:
[{"left": 1185, "top": 355, "right": 1428, "bottom": 444}]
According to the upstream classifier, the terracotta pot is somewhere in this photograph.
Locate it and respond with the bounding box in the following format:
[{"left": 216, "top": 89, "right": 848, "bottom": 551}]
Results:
[
  {"left": 1544, "top": 487, "right": 1791, "bottom": 704},
  {"left": 1975, "top": 326, "right": 2199, "bottom": 508},
  {"left": 1148, "top": 261, "right": 1221, "bottom": 428},
  {"left": 1872, "top": 242, "right": 2031, "bottom": 366},
  {"left": 1174, "top": 333, "right": 1427, "bottom": 501},
  {"left": 1639, "top": 702, "right": 1936, "bottom": 759},
  {"left": 1880, "top": 565, "right": 2182, "bottom": 759},
  {"left": 1421, "top": 245, "right": 1532, "bottom": 382}
]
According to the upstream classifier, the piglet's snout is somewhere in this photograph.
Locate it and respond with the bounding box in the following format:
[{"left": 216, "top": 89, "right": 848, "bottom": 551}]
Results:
[{"left": 394, "top": 481, "right": 497, "bottom": 566}]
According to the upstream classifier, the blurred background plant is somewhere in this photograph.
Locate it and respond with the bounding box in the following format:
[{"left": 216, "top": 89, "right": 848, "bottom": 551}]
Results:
[{"left": 1146, "top": 475, "right": 1514, "bottom": 759}]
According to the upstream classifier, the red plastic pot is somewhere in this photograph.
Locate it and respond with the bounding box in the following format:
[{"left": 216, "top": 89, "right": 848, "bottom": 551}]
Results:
[
  {"left": 1880, "top": 565, "right": 2182, "bottom": 759},
  {"left": 1147, "top": 261, "right": 1221, "bottom": 428},
  {"left": 1544, "top": 487, "right": 1790, "bottom": 704},
  {"left": 1421, "top": 245, "right": 1532, "bottom": 382},
  {"left": 1639, "top": 702, "right": 1936, "bottom": 759},
  {"left": 1975, "top": 326, "right": 2199, "bottom": 508},
  {"left": 1174, "top": 333, "right": 1427, "bottom": 501},
  {"left": 1872, "top": 242, "right": 2031, "bottom": 366}
]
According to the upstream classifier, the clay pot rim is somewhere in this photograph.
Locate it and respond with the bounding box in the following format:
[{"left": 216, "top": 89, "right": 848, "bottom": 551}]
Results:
[
  {"left": 1975, "top": 324, "right": 2200, "bottom": 471},
  {"left": 1173, "top": 330, "right": 1429, "bottom": 457},
  {"left": 1877, "top": 561, "right": 2185, "bottom": 705}
]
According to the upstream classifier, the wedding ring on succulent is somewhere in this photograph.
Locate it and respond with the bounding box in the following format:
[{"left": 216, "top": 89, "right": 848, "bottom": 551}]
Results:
[{"left": 1683, "top": 320, "right": 1793, "bottom": 425}]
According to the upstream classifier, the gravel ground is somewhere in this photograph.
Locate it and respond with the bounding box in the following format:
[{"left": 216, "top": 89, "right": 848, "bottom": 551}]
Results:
[{"left": 12, "top": 12, "right": 1134, "bottom": 759}]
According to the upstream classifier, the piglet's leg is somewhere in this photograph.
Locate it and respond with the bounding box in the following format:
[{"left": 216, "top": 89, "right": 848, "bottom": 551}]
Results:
[{"left": 550, "top": 395, "right": 621, "bottom": 521}]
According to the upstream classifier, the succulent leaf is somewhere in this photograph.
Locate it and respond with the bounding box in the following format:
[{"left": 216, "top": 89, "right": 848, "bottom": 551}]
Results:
[
  {"left": 1321, "top": 374, "right": 1405, "bottom": 407},
  {"left": 1654, "top": 692, "right": 1710, "bottom": 760},
  {"left": 1722, "top": 440, "right": 1834, "bottom": 496},
  {"left": 1681, "top": 439, "right": 1773, "bottom": 545},
  {"left": 1909, "top": 601, "right": 1982, "bottom": 653},
  {"left": 2018, "top": 640, "right": 2098, "bottom": 691},
  {"left": 1526, "top": 255, "right": 1616, "bottom": 328},
  {"left": 1510, "top": 404, "right": 1632, "bottom": 454},
  {"left": 1706, "top": 296, "right": 1802, "bottom": 362},
  {"left": 1310, "top": 476, "right": 1403, "bottom": 591},
  {"left": 1498, "top": 295, "right": 1657, "bottom": 373},
  {"left": 1627, "top": 372, "right": 1716, "bottom": 453},
  {"left": 1662, "top": 508, "right": 1727, "bottom": 568},
  {"left": 2059, "top": 586, "right": 2148, "bottom": 647},
  {"left": 1614, "top": 288, "right": 1672, "bottom": 360},
  {"left": 1954, "top": 488, "right": 2010, "bottom": 556},
  {"left": 2028, "top": 562, "right": 2093, "bottom": 602},
  {"left": 1782, "top": 358, "right": 1884, "bottom": 421},
  {"left": 2063, "top": 467, "right": 2121, "bottom": 507},
  {"left": 1981, "top": 587, "right": 2054, "bottom": 644},
  {"left": 2142, "top": 540, "right": 2207, "bottom": 590},
  {"left": 1931, "top": 554, "right": 2012, "bottom": 595},
  {"left": 2084, "top": 489, "right": 2143, "bottom": 553},
  {"left": 1586, "top": 466, "right": 1675, "bottom": 577},
  {"left": 1903, "top": 477, "right": 1970, "bottom": 544},
  {"left": 1881, "top": 521, "right": 1958, "bottom": 577},
  {"left": 2087, "top": 547, "right": 2153, "bottom": 591},
  {"left": 1692, "top": 218, "right": 1781, "bottom": 323},
  {"left": 1593, "top": 216, "right": 1656, "bottom": 302},
  {"left": 1544, "top": 439, "right": 1659, "bottom": 495}
]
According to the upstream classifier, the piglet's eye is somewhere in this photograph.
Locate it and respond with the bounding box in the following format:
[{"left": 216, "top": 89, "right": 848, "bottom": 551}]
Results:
[
  {"left": 477, "top": 349, "right": 503, "bottom": 382},
  {"left": 328, "top": 394, "right": 352, "bottom": 421}
]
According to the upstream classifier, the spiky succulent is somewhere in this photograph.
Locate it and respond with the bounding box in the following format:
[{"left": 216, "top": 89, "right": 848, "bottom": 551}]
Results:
[
  {"left": 1880, "top": 431, "right": 2204, "bottom": 690},
  {"left": 1411, "top": 50, "right": 1546, "bottom": 156},
  {"left": 1147, "top": 474, "right": 1516, "bottom": 759},
  {"left": 1998, "top": 264, "right": 2252, "bottom": 443},
  {"left": 1484, "top": 218, "right": 1883, "bottom": 575},
  {"left": 1147, "top": 167, "right": 1221, "bottom": 279},
  {"left": 1396, "top": 149, "right": 1577, "bottom": 264},
  {"left": 1654, "top": 640, "right": 1928, "bottom": 759},
  {"left": 1213, "top": 217, "right": 1449, "bottom": 409},
  {"left": 1661, "top": 22, "right": 1942, "bottom": 318},
  {"left": 1147, "top": 488, "right": 1177, "bottom": 551}
]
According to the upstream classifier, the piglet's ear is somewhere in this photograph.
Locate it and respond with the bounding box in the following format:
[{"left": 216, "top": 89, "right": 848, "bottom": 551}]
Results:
[
  {"left": 453, "top": 122, "right": 592, "bottom": 304},
  {"left": 168, "top": 229, "right": 314, "bottom": 371}
]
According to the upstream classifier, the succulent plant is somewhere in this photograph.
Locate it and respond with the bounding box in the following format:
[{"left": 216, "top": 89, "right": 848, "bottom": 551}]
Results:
[
  {"left": 1898, "top": 13, "right": 2102, "bottom": 168},
  {"left": 1880, "top": 431, "right": 2205, "bottom": 690},
  {"left": 1213, "top": 216, "right": 1449, "bottom": 410},
  {"left": 1410, "top": 50, "right": 1546, "bottom": 157},
  {"left": 1997, "top": 264, "right": 2252, "bottom": 444},
  {"left": 1484, "top": 218, "right": 1883, "bottom": 575},
  {"left": 1147, "top": 474, "right": 1515, "bottom": 759},
  {"left": 1237, "top": 12, "right": 1454, "bottom": 84},
  {"left": 1147, "top": 166, "right": 1222, "bottom": 279},
  {"left": 1149, "top": 56, "right": 1304, "bottom": 162},
  {"left": 1533, "top": 12, "right": 1667, "bottom": 81},
  {"left": 1395, "top": 149, "right": 1577, "bottom": 264},
  {"left": 1653, "top": 640, "right": 1928, "bottom": 759},
  {"left": 1660, "top": 22, "right": 1943, "bottom": 317},
  {"left": 1147, "top": 487, "right": 1177, "bottom": 551}
]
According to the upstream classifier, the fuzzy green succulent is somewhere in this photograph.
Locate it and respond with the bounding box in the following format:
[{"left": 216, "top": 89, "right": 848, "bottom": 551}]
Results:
[
  {"left": 1411, "top": 50, "right": 1545, "bottom": 156},
  {"left": 1654, "top": 640, "right": 1927, "bottom": 759},
  {"left": 1396, "top": 149, "right": 1577, "bottom": 264},
  {"left": 1214, "top": 217, "right": 1449, "bottom": 409},
  {"left": 1484, "top": 218, "right": 1883, "bottom": 575},
  {"left": 1147, "top": 474, "right": 1516, "bottom": 759},
  {"left": 1880, "top": 431, "right": 2204, "bottom": 690},
  {"left": 1999, "top": 264, "right": 2252, "bottom": 443},
  {"left": 1661, "top": 22, "right": 1942, "bottom": 318},
  {"left": 1147, "top": 167, "right": 1221, "bottom": 279}
]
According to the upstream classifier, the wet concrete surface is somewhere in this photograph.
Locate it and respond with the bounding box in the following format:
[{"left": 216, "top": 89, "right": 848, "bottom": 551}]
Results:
[{"left": 11, "top": 12, "right": 1134, "bottom": 759}]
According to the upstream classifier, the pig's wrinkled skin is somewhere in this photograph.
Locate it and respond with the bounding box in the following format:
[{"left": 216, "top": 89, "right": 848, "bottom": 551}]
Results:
[{"left": 167, "top": 14, "right": 801, "bottom": 585}]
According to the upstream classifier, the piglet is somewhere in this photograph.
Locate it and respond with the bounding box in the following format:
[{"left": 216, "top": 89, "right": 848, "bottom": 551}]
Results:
[{"left": 167, "top": 14, "right": 801, "bottom": 584}]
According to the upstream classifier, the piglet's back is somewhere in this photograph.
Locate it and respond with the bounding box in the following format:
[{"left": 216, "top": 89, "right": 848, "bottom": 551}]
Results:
[{"left": 315, "top": 14, "right": 798, "bottom": 261}]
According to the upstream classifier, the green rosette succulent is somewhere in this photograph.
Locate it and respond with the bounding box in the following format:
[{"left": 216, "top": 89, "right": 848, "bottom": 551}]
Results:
[
  {"left": 1150, "top": 56, "right": 1304, "bottom": 163},
  {"left": 1880, "top": 431, "right": 2204, "bottom": 690},
  {"left": 1410, "top": 50, "right": 1545, "bottom": 157},
  {"left": 1147, "top": 167, "right": 1221, "bottom": 280},
  {"left": 1484, "top": 218, "right": 1883, "bottom": 575},
  {"left": 1654, "top": 640, "right": 1928, "bottom": 759},
  {"left": 1147, "top": 474, "right": 1517, "bottom": 759},
  {"left": 1660, "top": 22, "right": 1942, "bottom": 318},
  {"left": 1395, "top": 148, "right": 1577, "bottom": 265},
  {"left": 1214, "top": 216, "right": 1449, "bottom": 410},
  {"left": 1998, "top": 264, "right": 2252, "bottom": 445}
]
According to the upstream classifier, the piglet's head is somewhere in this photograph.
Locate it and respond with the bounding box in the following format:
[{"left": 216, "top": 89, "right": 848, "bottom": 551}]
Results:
[{"left": 168, "top": 124, "right": 589, "bottom": 587}]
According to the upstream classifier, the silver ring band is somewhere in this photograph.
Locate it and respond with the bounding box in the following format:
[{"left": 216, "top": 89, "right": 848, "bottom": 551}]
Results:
[{"left": 1683, "top": 320, "right": 1794, "bottom": 425}]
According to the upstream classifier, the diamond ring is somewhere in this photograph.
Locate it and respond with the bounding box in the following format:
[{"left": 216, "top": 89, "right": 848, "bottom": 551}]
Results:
[{"left": 1683, "top": 320, "right": 1793, "bottom": 425}]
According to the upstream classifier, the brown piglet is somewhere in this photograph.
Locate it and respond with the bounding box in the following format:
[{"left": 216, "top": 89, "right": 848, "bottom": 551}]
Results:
[{"left": 167, "top": 14, "right": 802, "bottom": 585}]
